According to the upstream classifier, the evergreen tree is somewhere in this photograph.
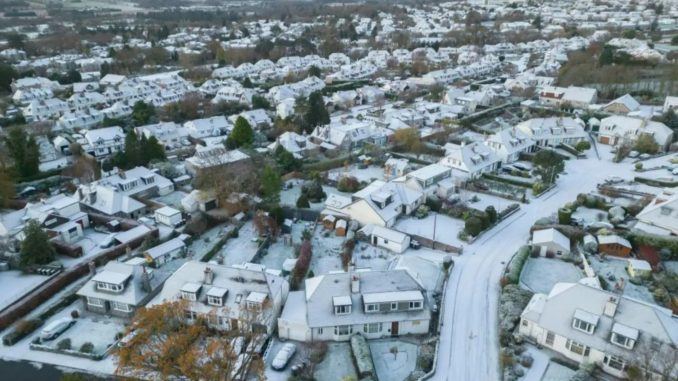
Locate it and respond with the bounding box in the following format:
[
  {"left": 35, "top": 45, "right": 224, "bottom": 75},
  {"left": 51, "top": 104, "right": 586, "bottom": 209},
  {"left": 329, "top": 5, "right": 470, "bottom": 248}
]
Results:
[
  {"left": 599, "top": 45, "right": 614, "bottom": 66},
  {"left": 131, "top": 101, "right": 156, "bottom": 126},
  {"left": 4, "top": 127, "right": 40, "bottom": 178},
  {"left": 225, "top": 116, "right": 254, "bottom": 148},
  {"left": 307, "top": 65, "right": 321, "bottom": 78},
  {"left": 274, "top": 145, "right": 301, "bottom": 172},
  {"left": 123, "top": 129, "right": 141, "bottom": 167},
  {"left": 260, "top": 165, "right": 281, "bottom": 203},
  {"left": 20, "top": 220, "right": 56, "bottom": 267},
  {"left": 0, "top": 62, "right": 18, "bottom": 92},
  {"left": 144, "top": 136, "right": 166, "bottom": 163},
  {"left": 0, "top": 166, "right": 15, "bottom": 208},
  {"left": 303, "top": 91, "right": 330, "bottom": 134},
  {"left": 251, "top": 95, "right": 271, "bottom": 110}
]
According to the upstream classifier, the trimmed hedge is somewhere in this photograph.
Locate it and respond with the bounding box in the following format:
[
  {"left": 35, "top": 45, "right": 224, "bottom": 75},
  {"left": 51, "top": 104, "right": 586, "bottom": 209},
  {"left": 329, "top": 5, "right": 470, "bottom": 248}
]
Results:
[
  {"left": 506, "top": 246, "right": 531, "bottom": 284},
  {"left": 201, "top": 226, "right": 240, "bottom": 262},
  {"left": 2, "top": 318, "right": 43, "bottom": 346},
  {"left": 483, "top": 173, "right": 533, "bottom": 188},
  {"left": 634, "top": 176, "right": 678, "bottom": 188}
]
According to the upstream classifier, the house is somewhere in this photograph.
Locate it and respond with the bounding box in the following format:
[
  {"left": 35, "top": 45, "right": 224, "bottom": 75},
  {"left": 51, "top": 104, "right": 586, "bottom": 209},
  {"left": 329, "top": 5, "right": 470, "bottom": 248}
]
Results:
[
  {"left": 635, "top": 190, "right": 678, "bottom": 236},
  {"left": 184, "top": 116, "right": 230, "bottom": 139},
  {"left": 519, "top": 282, "right": 678, "bottom": 380},
  {"left": 83, "top": 126, "right": 126, "bottom": 158},
  {"left": 23, "top": 98, "right": 69, "bottom": 121},
  {"left": 484, "top": 128, "right": 536, "bottom": 163},
  {"left": 384, "top": 158, "right": 410, "bottom": 180},
  {"left": 601, "top": 94, "right": 640, "bottom": 114},
  {"left": 532, "top": 228, "right": 570, "bottom": 257},
  {"left": 74, "top": 183, "right": 146, "bottom": 219},
  {"left": 598, "top": 116, "right": 673, "bottom": 152},
  {"left": 135, "top": 122, "right": 190, "bottom": 151},
  {"left": 267, "top": 131, "right": 319, "bottom": 158},
  {"left": 396, "top": 164, "right": 455, "bottom": 200},
  {"left": 311, "top": 119, "right": 391, "bottom": 151},
  {"left": 230, "top": 109, "right": 271, "bottom": 129},
  {"left": 184, "top": 146, "right": 251, "bottom": 176},
  {"left": 98, "top": 166, "right": 174, "bottom": 198},
  {"left": 539, "top": 86, "right": 597, "bottom": 109},
  {"left": 154, "top": 206, "right": 183, "bottom": 227},
  {"left": 515, "top": 118, "right": 588, "bottom": 148},
  {"left": 597, "top": 235, "right": 632, "bottom": 258},
  {"left": 152, "top": 261, "right": 289, "bottom": 335},
  {"left": 360, "top": 224, "right": 411, "bottom": 254},
  {"left": 626, "top": 259, "right": 652, "bottom": 279},
  {"left": 77, "top": 261, "right": 166, "bottom": 318},
  {"left": 439, "top": 142, "right": 501, "bottom": 180},
  {"left": 0, "top": 194, "right": 89, "bottom": 244},
  {"left": 144, "top": 237, "right": 186, "bottom": 267},
  {"left": 278, "top": 270, "right": 430, "bottom": 342},
  {"left": 664, "top": 96, "right": 678, "bottom": 113}
]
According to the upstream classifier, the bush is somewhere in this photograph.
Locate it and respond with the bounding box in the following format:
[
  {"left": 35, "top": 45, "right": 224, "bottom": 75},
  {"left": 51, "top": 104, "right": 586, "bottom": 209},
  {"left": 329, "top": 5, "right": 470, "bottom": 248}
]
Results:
[
  {"left": 337, "top": 176, "right": 361, "bottom": 192},
  {"left": 506, "top": 246, "right": 530, "bottom": 284},
  {"left": 70, "top": 310, "right": 79, "bottom": 319},
  {"left": 575, "top": 141, "right": 591, "bottom": 151},
  {"left": 425, "top": 197, "right": 442, "bottom": 212},
  {"left": 485, "top": 206, "right": 497, "bottom": 224},
  {"left": 57, "top": 338, "right": 71, "bottom": 350},
  {"left": 532, "top": 181, "right": 545, "bottom": 195},
  {"left": 2, "top": 318, "right": 43, "bottom": 346},
  {"left": 465, "top": 216, "right": 484, "bottom": 237},
  {"left": 80, "top": 342, "right": 94, "bottom": 353},
  {"left": 415, "top": 205, "right": 430, "bottom": 219},
  {"left": 634, "top": 162, "right": 643, "bottom": 171},
  {"left": 296, "top": 194, "right": 310, "bottom": 208}
]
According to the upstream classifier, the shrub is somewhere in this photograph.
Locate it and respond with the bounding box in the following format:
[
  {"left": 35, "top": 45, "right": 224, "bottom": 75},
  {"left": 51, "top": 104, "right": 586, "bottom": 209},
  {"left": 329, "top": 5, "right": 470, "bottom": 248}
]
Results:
[
  {"left": 415, "top": 205, "right": 430, "bottom": 219},
  {"left": 506, "top": 246, "right": 530, "bottom": 284},
  {"left": 296, "top": 194, "right": 310, "bottom": 208},
  {"left": 70, "top": 310, "right": 79, "bottom": 319},
  {"left": 532, "top": 181, "right": 545, "bottom": 195},
  {"left": 425, "top": 197, "right": 442, "bottom": 212},
  {"left": 485, "top": 206, "right": 497, "bottom": 224},
  {"left": 337, "top": 176, "right": 361, "bottom": 192},
  {"left": 464, "top": 216, "right": 484, "bottom": 237},
  {"left": 57, "top": 338, "right": 72, "bottom": 350},
  {"left": 2, "top": 318, "right": 43, "bottom": 346},
  {"left": 80, "top": 342, "right": 94, "bottom": 353},
  {"left": 634, "top": 162, "right": 643, "bottom": 171},
  {"left": 575, "top": 141, "right": 591, "bottom": 151}
]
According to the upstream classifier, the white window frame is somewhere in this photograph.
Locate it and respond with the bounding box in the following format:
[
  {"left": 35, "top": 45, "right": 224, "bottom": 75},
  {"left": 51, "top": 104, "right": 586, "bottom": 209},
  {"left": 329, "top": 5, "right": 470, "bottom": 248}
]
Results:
[
  {"left": 408, "top": 301, "right": 422, "bottom": 310},
  {"left": 111, "top": 301, "right": 130, "bottom": 312},
  {"left": 97, "top": 282, "right": 123, "bottom": 292},
  {"left": 365, "top": 303, "right": 377, "bottom": 313},
  {"left": 391, "top": 302, "right": 398, "bottom": 311},
  {"left": 611, "top": 333, "right": 634, "bottom": 349},
  {"left": 207, "top": 295, "right": 222, "bottom": 306},
  {"left": 572, "top": 318, "right": 594, "bottom": 334},
  {"left": 181, "top": 291, "right": 197, "bottom": 301},
  {"left": 335, "top": 305, "right": 351, "bottom": 315},
  {"left": 604, "top": 354, "right": 626, "bottom": 371},
  {"left": 87, "top": 297, "right": 104, "bottom": 307},
  {"left": 334, "top": 325, "right": 353, "bottom": 336},
  {"left": 363, "top": 323, "right": 382, "bottom": 334}
]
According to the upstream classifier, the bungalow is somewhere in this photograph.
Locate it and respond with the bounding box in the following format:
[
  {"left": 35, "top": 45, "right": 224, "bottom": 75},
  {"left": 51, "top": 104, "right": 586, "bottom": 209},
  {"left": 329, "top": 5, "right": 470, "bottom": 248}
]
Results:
[
  {"left": 278, "top": 270, "right": 430, "bottom": 342},
  {"left": 267, "top": 131, "right": 319, "bottom": 158},
  {"left": 484, "top": 128, "right": 536, "bottom": 163},
  {"left": 184, "top": 116, "right": 230, "bottom": 139},
  {"left": 83, "top": 126, "right": 125, "bottom": 158},
  {"left": 135, "top": 122, "right": 190, "bottom": 151},
  {"left": 152, "top": 261, "right": 289, "bottom": 336},
  {"left": 598, "top": 116, "right": 673, "bottom": 152},
  {"left": 519, "top": 282, "right": 678, "bottom": 380},
  {"left": 532, "top": 228, "right": 570, "bottom": 257},
  {"left": 144, "top": 237, "right": 186, "bottom": 267},
  {"left": 439, "top": 142, "right": 501, "bottom": 180},
  {"left": 77, "top": 261, "right": 167, "bottom": 318},
  {"left": 360, "top": 224, "right": 411, "bottom": 254},
  {"left": 539, "top": 86, "right": 597, "bottom": 109},
  {"left": 154, "top": 206, "right": 183, "bottom": 227},
  {"left": 184, "top": 146, "right": 251, "bottom": 176},
  {"left": 601, "top": 94, "right": 640, "bottom": 114},
  {"left": 597, "top": 235, "right": 632, "bottom": 258}
]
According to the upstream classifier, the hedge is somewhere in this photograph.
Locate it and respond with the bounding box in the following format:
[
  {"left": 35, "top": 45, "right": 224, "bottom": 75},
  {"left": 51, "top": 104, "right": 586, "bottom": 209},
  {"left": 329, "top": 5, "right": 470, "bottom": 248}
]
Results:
[
  {"left": 506, "top": 246, "right": 530, "bottom": 284},
  {"left": 634, "top": 176, "right": 678, "bottom": 188},
  {"left": 2, "top": 318, "right": 43, "bottom": 346},
  {"left": 482, "top": 173, "right": 533, "bottom": 188},
  {"left": 201, "top": 226, "right": 240, "bottom": 262}
]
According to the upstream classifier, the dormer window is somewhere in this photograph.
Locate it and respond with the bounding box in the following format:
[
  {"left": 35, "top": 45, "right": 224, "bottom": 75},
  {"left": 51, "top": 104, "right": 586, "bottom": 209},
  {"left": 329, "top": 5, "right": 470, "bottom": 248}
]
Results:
[
  {"left": 333, "top": 296, "right": 352, "bottom": 315},
  {"left": 572, "top": 309, "right": 599, "bottom": 335},
  {"left": 409, "top": 301, "right": 423, "bottom": 310},
  {"left": 207, "top": 295, "right": 222, "bottom": 306},
  {"left": 96, "top": 281, "right": 123, "bottom": 292},
  {"left": 611, "top": 323, "right": 638, "bottom": 350},
  {"left": 180, "top": 282, "right": 202, "bottom": 301}
]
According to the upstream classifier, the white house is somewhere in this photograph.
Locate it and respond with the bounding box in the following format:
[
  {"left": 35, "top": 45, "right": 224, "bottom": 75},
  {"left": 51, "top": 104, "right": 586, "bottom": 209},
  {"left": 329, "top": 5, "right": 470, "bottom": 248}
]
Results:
[
  {"left": 439, "top": 142, "right": 501, "bottom": 179},
  {"left": 601, "top": 94, "right": 641, "bottom": 114},
  {"left": 634, "top": 190, "right": 678, "bottom": 236},
  {"left": 359, "top": 225, "right": 411, "bottom": 254},
  {"left": 135, "top": 122, "right": 190, "bottom": 150},
  {"left": 598, "top": 116, "right": 673, "bottom": 152},
  {"left": 184, "top": 116, "right": 231, "bottom": 139},
  {"left": 519, "top": 282, "right": 678, "bottom": 380},
  {"left": 144, "top": 237, "right": 186, "bottom": 266},
  {"left": 539, "top": 86, "right": 597, "bottom": 109},
  {"left": 663, "top": 96, "right": 678, "bottom": 113},
  {"left": 152, "top": 261, "right": 289, "bottom": 336},
  {"left": 532, "top": 228, "right": 570, "bottom": 256},
  {"left": 384, "top": 158, "right": 410, "bottom": 180},
  {"left": 267, "top": 131, "right": 318, "bottom": 158},
  {"left": 515, "top": 118, "right": 588, "bottom": 148},
  {"left": 83, "top": 126, "right": 126, "bottom": 158},
  {"left": 484, "top": 128, "right": 536, "bottom": 163},
  {"left": 74, "top": 183, "right": 146, "bottom": 219},
  {"left": 98, "top": 166, "right": 174, "bottom": 198},
  {"left": 154, "top": 206, "right": 183, "bottom": 227},
  {"left": 278, "top": 270, "right": 430, "bottom": 342}
]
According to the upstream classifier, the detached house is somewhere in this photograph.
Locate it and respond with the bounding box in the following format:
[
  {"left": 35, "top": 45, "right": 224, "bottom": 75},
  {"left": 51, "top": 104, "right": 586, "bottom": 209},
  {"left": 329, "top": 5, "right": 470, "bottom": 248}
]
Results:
[
  {"left": 267, "top": 131, "right": 318, "bottom": 158},
  {"left": 135, "top": 122, "right": 190, "bottom": 150},
  {"left": 539, "top": 86, "right": 597, "bottom": 109},
  {"left": 184, "top": 116, "right": 230, "bottom": 139},
  {"left": 601, "top": 94, "right": 640, "bottom": 114},
  {"left": 598, "top": 116, "right": 673, "bottom": 152},
  {"left": 153, "top": 261, "right": 289, "bottom": 335},
  {"left": 278, "top": 270, "right": 430, "bottom": 342},
  {"left": 439, "top": 142, "right": 501, "bottom": 179},
  {"left": 635, "top": 190, "right": 678, "bottom": 236},
  {"left": 515, "top": 118, "right": 588, "bottom": 148},
  {"left": 519, "top": 282, "right": 678, "bottom": 380},
  {"left": 83, "top": 126, "right": 125, "bottom": 158},
  {"left": 77, "top": 261, "right": 167, "bottom": 318}
]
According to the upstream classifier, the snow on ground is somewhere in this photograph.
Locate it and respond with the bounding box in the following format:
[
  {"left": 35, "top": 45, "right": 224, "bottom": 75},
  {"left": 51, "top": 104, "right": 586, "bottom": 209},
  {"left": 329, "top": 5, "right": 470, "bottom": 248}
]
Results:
[
  {"left": 39, "top": 157, "right": 72, "bottom": 172},
  {"left": 637, "top": 167, "right": 677, "bottom": 182},
  {"left": 352, "top": 241, "right": 397, "bottom": 271},
  {"left": 459, "top": 189, "right": 516, "bottom": 213},
  {"left": 310, "top": 228, "right": 346, "bottom": 275},
  {"left": 571, "top": 206, "right": 608, "bottom": 226},
  {"left": 369, "top": 339, "right": 418, "bottom": 381},
  {"left": 521, "top": 345, "right": 549, "bottom": 381},
  {"left": 395, "top": 214, "right": 465, "bottom": 249},
  {"left": 152, "top": 190, "right": 188, "bottom": 210},
  {"left": 589, "top": 256, "right": 655, "bottom": 304},
  {"left": 221, "top": 222, "right": 260, "bottom": 266},
  {"left": 327, "top": 164, "right": 384, "bottom": 183},
  {"left": 280, "top": 180, "right": 350, "bottom": 210},
  {"left": 39, "top": 301, "right": 124, "bottom": 355},
  {"left": 665, "top": 261, "right": 678, "bottom": 274},
  {"left": 186, "top": 223, "right": 227, "bottom": 260},
  {"left": 433, "top": 148, "right": 640, "bottom": 381},
  {"left": 60, "top": 230, "right": 110, "bottom": 267},
  {"left": 258, "top": 221, "right": 308, "bottom": 271},
  {"left": 263, "top": 339, "right": 294, "bottom": 381},
  {"left": 0, "top": 271, "right": 50, "bottom": 311},
  {"left": 539, "top": 361, "right": 576, "bottom": 381},
  {"left": 314, "top": 342, "right": 357, "bottom": 381},
  {"left": 394, "top": 250, "right": 447, "bottom": 292},
  {"left": 520, "top": 257, "right": 583, "bottom": 294}
]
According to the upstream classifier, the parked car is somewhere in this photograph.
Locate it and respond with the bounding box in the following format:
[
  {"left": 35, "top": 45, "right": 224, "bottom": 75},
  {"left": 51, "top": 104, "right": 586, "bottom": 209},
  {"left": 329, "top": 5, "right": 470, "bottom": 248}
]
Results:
[
  {"left": 639, "top": 153, "right": 651, "bottom": 160},
  {"left": 410, "top": 240, "right": 421, "bottom": 250},
  {"left": 99, "top": 233, "right": 117, "bottom": 248},
  {"left": 40, "top": 317, "right": 75, "bottom": 341},
  {"left": 271, "top": 343, "right": 296, "bottom": 370}
]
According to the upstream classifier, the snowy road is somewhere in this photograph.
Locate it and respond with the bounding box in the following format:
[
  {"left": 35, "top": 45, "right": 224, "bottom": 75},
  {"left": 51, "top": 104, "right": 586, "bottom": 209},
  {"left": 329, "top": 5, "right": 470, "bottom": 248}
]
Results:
[{"left": 432, "top": 150, "right": 637, "bottom": 381}]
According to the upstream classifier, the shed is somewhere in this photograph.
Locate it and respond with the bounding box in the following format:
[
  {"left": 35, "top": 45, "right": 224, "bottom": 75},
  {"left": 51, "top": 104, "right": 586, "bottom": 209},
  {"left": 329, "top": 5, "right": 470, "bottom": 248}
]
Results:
[
  {"left": 532, "top": 228, "right": 570, "bottom": 257},
  {"left": 360, "top": 224, "right": 410, "bottom": 254},
  {"left": 144, "top": 237, "right": 186, "bottom": 267},
  {"left": 597, "top": 234, "right": 632, "bottom": 258},
  {"left": 335, "top": 219, "right": 347, "bottom": 237},
  {"left": 323, "top": 215, "right": 337, "bottom": 230},
  {"left": 627, "top": 258, "right": 652, "bottom": 279},
  {"left": 154, "top": 206, "right": 182, "bottom": 227}
]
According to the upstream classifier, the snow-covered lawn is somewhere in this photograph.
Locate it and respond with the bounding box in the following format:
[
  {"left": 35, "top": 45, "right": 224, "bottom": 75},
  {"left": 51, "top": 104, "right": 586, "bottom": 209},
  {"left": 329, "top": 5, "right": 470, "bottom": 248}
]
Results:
[
  {"left": 520, "top": 345, "right": 549, "bottom": 381},
  {"left": 258, "top": 221, "right": 309, "bottom": 270},
  {"left": 369, "top": 339, "right": 419, "bottom": 381},
  {"left": 0, "top": 271, "right": 51, "bottom": 311},
  {"left": 310, "top": 229, "right": 346, "bottom": 275},
  {"left": 520, "top": 257, "right": 583, "bottom": 294},
  {"left": 352, "top": 242, "right": 397, "bottom": 271},
  {"left": 187, "top": 223, "right": 228, "bottom": 260},
  {"left": 395, "top": 214, "right": 465, "bottom": 249},
  {"left": 314, "top": 343, "right": 357, "bottom": 381},
  {"left": 280, "top": 180, "right": 350, "bottom": 210},
  {"left": 539, "top": 361, "right": 576, "bottom": 381},
  {"left": 459, "top": 190, "right": 517, "bottom": 213},
  {"left": 571, "top": 206, "right": 609, "bottom": 226},
  {"left": 152, "top": 190, "right": 188, "bottom": 210},
  {"left": 221, "top": 222, "right": 260, "bottom": 266},
  {"left": 589, "top": 256, "right": 655, "bottom": 304},
  {"left": 39, "top": 157, "right": 72, "bottom": 172},
  {"left": 327, "top": 164, "right": 385, "bottom": 183},
  {"left": 38, "top": 303, "right": 124, "bottom": 355},
  {"left": 60, "top": 230, "right": 110, "bottom": 268}
]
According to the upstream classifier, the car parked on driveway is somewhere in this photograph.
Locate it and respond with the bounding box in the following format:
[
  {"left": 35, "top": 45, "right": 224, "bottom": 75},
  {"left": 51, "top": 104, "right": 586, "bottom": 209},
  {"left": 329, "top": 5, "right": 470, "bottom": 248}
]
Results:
[
  {"left": 271, "top": 343, "right": 296, "bottom": 370},
  {"left": 40, "top": 317, "right": 75, "bottom": 341}
]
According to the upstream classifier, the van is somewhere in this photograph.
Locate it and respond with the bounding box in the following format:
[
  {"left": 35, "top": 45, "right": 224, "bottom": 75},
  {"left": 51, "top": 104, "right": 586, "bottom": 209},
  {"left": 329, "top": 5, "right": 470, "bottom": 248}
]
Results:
[{"left": 40, "top": 317, "right": 75, "bottom": 341}]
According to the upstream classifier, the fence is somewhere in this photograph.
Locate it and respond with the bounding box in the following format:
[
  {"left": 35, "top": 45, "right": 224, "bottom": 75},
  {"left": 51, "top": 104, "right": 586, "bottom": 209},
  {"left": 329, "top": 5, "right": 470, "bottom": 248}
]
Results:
[{"left": 281, "top": 207, "right": 321, "bottom": 222}]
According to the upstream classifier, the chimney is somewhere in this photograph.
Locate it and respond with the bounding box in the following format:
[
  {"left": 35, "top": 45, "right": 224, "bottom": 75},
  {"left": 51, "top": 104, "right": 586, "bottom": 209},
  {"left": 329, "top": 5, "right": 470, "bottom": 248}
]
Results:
[
  {"left": 141, "top": 266, "right": 152, "bottom": 292},
  {"left": 88, "top": 261, "right": 96, "bottom": 276},
  {"left": 87, "top": 189, "right": 97, "bottom": 205},
  {"left": 603, "top": 295, "right": 619, "bottom": 317},
  {"left": 204, "top": 267, "right": 214, "bottom": 285},
  {"left": 351, "top": 275, "right": 360, "bottom": 294}
]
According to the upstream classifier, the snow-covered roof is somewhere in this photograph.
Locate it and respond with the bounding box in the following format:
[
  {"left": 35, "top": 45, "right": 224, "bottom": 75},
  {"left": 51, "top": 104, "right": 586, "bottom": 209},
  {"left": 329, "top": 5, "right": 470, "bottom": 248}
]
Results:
[
  {"left": 597, "top": 234, "right": 631, "bottom": 248},
  {"left": 532, "top": 228, "right": 570, "bottom": 250}
]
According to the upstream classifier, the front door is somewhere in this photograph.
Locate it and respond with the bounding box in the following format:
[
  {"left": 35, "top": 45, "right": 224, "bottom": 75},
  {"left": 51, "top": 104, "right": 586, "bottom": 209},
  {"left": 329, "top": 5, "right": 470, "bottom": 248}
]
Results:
[{"left": 391, "top": 321, "right": 399, "bottom": 336}]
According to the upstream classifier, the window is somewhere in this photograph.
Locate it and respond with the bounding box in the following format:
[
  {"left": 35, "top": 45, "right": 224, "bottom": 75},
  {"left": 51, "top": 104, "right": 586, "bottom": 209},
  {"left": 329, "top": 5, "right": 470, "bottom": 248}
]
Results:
[
  {"left": 409, "top": 301, "right": 422, "bottom": 310},
  {"left": 363, "top": 323, "right": 383, "bottom": 334},
  {"left": 181, "top": 291, "right": 197, "bottom": 301},
  {"left": 611, "top": 333, "right": 634, "bottom": 349},
  {"left": 184, "top": 310, "right": 197, "bottom": 320},
  {"left": 111, "top": 301, "right": 130, "bottom": 312},
  {"left": 97, "top": 282, "right": 123, "bottom": 292},
  {"left": 87, "top": 297, "right": 104, "bottom": 307},
  {"left": 545, "top": 331, "right": 555, "bottom": 346},
  {"left": 207, "top": 296, "right": 222, "bottom": 306},
  {"left": 572, "top": 318, "right": 595, "bottom": 334},
  {"left": 335, "top": 305, "right": 351, "bottom": 315},
  {"left": 317, "top": 328, "right": 323, "bottom": 335},
  {"left": 217, "top": 316, "right": 229, "bottom": 329},
  {"left": 566, "top": 340, "right": 589, "bottom": 356},
  {"left": 604, "top": 355, "right": 626, "bottom": 371},
  {"left": 365, "top": 304, "right": 378, "bottom": 313},
  {"left": 334, "top": 325, "right": 353, "bottom": 336},
  {"left": 391, "top": 302, "right": 398, "bottom": 311},
  {"left": 521, "top": 319, "right": 528, "bottom": 327}
]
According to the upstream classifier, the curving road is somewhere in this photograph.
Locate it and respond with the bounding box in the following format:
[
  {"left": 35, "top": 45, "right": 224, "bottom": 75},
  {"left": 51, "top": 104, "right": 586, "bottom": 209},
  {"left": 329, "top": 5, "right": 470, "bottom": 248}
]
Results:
[{"left": 431, "top": 150, "right": 636, "bottom": 381}]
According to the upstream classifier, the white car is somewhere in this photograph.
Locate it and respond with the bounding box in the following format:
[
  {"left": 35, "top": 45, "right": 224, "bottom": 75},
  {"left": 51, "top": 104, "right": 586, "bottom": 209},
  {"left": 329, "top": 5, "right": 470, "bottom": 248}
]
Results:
[
  {"left": 40, "top": 317, "right": 75, "bottom": 341},
  {"left": 271, "top": 343, "right": 296, "bottom": 370}
]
